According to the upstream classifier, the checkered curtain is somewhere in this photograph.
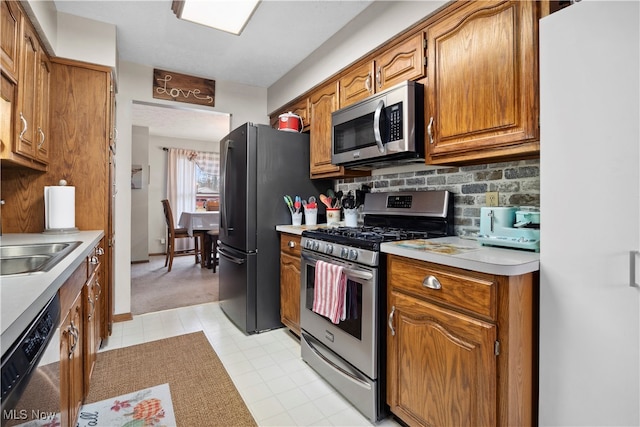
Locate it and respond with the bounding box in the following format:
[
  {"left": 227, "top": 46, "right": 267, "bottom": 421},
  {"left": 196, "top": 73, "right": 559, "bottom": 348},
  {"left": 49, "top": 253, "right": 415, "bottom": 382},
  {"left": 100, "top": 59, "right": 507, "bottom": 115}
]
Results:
[{"left": 193, "top": 151, "right": 219, "bottom": 177}]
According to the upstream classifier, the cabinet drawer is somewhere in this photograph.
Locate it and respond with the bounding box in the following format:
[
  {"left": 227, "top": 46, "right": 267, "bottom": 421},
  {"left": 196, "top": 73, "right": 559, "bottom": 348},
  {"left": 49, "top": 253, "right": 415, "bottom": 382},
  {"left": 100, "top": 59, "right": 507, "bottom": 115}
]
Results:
[
  {"left": 387, "top": 255, "right": 496, "bottom": 320},
  {"left": 280, "top": 234, "right": 302, "bottom": 258}
]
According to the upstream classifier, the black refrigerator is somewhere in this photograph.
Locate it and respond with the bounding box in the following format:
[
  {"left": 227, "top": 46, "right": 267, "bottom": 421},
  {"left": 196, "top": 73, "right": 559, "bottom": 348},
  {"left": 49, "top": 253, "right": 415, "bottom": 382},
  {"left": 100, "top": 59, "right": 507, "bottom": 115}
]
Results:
[{"left": 218, "top": 123, "right": 329, "bottom": 334}]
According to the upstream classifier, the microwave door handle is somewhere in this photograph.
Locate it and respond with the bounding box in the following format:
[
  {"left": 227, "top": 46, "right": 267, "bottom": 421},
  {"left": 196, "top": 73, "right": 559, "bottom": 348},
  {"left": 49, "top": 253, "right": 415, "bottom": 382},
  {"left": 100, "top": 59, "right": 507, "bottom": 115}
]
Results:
[
  {"left": 302, "top": 253, "right": 374, "bottom": 281},
  {"left": 373, "top": 100, "right": 385, "bottom": 154}
]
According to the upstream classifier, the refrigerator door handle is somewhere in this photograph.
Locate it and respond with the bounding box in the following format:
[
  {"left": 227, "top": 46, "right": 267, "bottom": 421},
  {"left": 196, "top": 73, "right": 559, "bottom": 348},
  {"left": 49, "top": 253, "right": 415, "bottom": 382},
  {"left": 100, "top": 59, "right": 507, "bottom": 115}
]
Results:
[
  {"left": 219, "top": 246, "right": 245, "bottom": 265},
  {"left": 221, "top": 139, "right": 234, "bottom": 234},
  {"left": 631, "top": 250, "right": 640, "bottom": 288}
]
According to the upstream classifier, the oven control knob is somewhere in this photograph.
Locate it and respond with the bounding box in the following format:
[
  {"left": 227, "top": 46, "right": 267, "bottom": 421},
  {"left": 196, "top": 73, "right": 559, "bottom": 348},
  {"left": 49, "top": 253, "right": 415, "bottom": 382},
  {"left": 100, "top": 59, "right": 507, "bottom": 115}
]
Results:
[
  {"left": 324, "top": 244, "right": 334, "bottom": 255},
  {"left": 305, "top": 240, "right": 312, "bottom": 249},
  {"left": 348, "top": 249, "right": 358, "bottom": 261},
  {"left": 312, "top": 241, "right": 320, "bottom": 251},
  {"left": 340, "top": 247, "right": 349, "bottom": 258}
]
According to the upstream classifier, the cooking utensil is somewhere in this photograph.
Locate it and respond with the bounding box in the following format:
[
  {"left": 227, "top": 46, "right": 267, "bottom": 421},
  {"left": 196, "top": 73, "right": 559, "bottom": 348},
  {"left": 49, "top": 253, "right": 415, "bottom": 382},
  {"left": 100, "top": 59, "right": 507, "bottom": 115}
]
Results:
[
  {"left": 319, "top": 194, "right": 332, "bottom": 208},
  {"left": 283, "top": 195, "right": 294, "bottom": 214},
  {"left": 294, "top": 196, "right": 302, "bottom": 213},
  {"left": 342, "top": 191, "right": 356, "bottom": 209},
  {"left": 334, "top": 191, "right": 343, "bottom": 208},
  {"left": 307, "top": 196, "right": 317, "bottom": 209}
]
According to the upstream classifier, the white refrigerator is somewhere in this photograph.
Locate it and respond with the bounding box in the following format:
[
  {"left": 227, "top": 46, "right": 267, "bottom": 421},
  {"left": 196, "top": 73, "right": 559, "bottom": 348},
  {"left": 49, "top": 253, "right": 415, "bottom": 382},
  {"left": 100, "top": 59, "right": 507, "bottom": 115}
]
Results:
[{"left": 539, "top": 1, "right": 639, "bottom": 425}]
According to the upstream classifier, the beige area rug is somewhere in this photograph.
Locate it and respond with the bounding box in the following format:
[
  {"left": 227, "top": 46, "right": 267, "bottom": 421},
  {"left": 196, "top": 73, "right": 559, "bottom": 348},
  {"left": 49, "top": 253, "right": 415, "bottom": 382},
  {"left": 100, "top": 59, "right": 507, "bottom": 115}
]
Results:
[
  {"left": 85, "top": 332, "right": 257, "bottom": 427},
  {"left": 131, "top": 255, "right": 218, "bottom": 315}
]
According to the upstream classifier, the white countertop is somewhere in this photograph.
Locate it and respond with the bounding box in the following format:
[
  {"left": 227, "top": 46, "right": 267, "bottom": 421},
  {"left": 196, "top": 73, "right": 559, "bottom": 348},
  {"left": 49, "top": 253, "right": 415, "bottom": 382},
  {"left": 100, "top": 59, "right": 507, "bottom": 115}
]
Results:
[
  {"left": 381, "top": 236, "right": 540, "bottom": 276},
  {"left": 0, "top": 230, "right": 104, "bottom": 353}
]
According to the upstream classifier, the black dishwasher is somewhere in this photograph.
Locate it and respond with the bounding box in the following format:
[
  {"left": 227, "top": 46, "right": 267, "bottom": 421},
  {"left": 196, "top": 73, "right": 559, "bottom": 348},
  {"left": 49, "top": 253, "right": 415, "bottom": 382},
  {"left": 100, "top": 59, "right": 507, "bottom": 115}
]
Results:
[{"left": 1, "top": 294, "right": 61, "bottom": 426}]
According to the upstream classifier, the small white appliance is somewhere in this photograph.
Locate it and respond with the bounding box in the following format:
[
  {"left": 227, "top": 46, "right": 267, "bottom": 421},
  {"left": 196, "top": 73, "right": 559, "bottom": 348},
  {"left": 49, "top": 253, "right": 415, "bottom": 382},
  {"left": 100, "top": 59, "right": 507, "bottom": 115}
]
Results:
[{"left": 478, "top": 206, "right": 540, "bottom": 252}]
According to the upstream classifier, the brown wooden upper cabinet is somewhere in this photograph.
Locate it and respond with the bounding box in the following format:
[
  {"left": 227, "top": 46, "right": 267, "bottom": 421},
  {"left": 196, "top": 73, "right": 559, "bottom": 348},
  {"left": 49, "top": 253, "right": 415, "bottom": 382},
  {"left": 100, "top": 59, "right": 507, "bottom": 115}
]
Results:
[
  {"left": 339, "top": 32, "right": 426, "bottom": 108},
  {"left": 1, "top": 0, "right": 22, "bottom": 80},
  {"left": 424, "top": 0, "right": 539, "bottom": 165},
  {"left": 1, "top": 0, "right": 50, "bottom": 171},
  {"left": 309, "top": 80, "right": 341, "bottom": 178}
]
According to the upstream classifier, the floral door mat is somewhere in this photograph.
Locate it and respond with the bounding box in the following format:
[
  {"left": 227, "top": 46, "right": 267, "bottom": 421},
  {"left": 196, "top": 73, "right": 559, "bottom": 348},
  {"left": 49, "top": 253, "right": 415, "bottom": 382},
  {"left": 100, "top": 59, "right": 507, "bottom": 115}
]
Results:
[
  {"left": 77, "top": 383, "right": 175, "bottom": 427},
  {"left": 15, "top": 383, "right": 175, "bottom": 427},
  {"left": 391, "top": 240, "right": 478, "bottom": 255}
]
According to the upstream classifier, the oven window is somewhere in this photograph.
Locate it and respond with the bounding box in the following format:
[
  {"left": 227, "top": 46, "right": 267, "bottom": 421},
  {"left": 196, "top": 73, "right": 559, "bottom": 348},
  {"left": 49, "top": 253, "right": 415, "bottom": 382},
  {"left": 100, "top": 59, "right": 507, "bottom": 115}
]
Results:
[{"left": 305, "top": 264, "right": 363, "bottom": 340}]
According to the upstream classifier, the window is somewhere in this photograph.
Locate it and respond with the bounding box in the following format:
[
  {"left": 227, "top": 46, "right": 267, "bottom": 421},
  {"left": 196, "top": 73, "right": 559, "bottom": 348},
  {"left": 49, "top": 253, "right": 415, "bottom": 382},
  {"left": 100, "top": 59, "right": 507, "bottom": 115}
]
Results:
[{"left": 195, "top": 163, "right": 219, "bottom": 211}]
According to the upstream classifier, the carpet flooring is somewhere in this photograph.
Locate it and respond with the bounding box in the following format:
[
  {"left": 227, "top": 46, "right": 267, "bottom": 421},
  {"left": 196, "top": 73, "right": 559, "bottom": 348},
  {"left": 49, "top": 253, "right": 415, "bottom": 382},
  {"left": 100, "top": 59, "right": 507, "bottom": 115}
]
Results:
[
  {"left": 85, "top": 332, "right": 256, "bottom": 426},
  {"left": 131, "top": 255, "right": 218, "bottom": 315}
]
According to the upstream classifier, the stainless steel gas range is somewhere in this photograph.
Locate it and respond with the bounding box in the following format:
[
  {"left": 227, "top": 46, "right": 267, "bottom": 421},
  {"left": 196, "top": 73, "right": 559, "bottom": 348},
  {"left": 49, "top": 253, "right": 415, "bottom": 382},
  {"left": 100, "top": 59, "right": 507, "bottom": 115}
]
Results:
[{"left": 299, "top": 190, "right": 454, "bottom": 423}]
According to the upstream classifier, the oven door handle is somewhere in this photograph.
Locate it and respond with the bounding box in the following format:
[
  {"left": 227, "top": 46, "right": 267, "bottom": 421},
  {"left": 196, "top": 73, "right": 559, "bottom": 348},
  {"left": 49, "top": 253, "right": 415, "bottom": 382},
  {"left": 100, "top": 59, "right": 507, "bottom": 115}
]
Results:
[
  {"left": 302, "top": 333, "right": 372, "bottom": 389},
  {"left": 302, "top": 253, "right": 374, "bottom": 281}
]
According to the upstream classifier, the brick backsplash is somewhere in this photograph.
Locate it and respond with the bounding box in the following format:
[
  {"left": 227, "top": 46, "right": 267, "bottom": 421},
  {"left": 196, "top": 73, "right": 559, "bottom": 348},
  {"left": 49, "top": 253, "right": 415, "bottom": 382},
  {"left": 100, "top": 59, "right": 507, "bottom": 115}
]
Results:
[{"left": 336, "top": 159, "right": 540, "bottom": 238}]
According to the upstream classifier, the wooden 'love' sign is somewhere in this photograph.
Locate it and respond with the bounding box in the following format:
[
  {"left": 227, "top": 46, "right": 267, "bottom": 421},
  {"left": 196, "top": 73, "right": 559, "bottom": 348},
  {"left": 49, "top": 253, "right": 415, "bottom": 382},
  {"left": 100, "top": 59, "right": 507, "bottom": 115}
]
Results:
[{"left": 153, "top": 68, "right": 215, "bottom": 107}]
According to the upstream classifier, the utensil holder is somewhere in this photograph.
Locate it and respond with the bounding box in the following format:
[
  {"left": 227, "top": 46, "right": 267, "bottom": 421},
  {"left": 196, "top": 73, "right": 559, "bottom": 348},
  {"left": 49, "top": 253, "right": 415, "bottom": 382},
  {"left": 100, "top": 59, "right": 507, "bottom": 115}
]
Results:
[
  {"left": 304, "top": 207, "right": 317, "bottom": 226},
  {"left": 291, "top": 212, "right": 302, "bottom": 226},
  {"left": 326, "top": 208, "right": 340, "bottom": 225},
  {"left": 344, "top": 208, "right": 358, "bottom": 227}
]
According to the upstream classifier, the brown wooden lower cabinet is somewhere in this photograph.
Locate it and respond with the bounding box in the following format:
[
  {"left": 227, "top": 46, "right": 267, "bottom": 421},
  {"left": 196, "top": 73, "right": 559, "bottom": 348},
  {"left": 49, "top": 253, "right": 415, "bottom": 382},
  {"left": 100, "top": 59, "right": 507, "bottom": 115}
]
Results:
[
  {"left": 280, "top": 233, "right": 302, "bottom": 336},
  {"left": 58, "top": 243, "right": 104, "bottom": 427},
  {"left": 386, "top": 254, "right": 536, "bottom": 427},
  {"left": 59, "top": 291, "right": 83, "bottom": 427},
  {"left": 83, "top": 255, "right": 102, "bottom": 393}
]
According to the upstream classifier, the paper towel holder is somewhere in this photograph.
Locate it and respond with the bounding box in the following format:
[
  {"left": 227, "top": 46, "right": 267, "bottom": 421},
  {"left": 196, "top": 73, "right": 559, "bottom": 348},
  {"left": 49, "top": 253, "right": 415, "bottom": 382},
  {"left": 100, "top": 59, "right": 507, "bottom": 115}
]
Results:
[{"left": 43, "top": 180, "right": 80, "bottom": 235}]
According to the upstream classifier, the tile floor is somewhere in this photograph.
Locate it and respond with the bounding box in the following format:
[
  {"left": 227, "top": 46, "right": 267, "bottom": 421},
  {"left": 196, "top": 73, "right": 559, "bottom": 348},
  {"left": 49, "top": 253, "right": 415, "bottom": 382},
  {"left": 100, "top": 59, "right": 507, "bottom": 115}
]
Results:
[{"left": 100, "top": 302, "right": 402, "bottom": 427}]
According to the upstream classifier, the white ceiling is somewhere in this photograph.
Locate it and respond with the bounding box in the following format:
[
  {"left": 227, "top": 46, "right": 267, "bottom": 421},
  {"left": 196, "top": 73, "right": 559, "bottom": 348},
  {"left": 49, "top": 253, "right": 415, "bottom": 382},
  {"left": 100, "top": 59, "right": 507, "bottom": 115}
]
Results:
[
  {"left": 131, "top": 102, "right": 231, "bottom": 142},
  {"left": 53, "top": 0, "right": 373, "bottom": 141},
  {"left": 53, "top": 0, "right": 373, "bottom": 88}
]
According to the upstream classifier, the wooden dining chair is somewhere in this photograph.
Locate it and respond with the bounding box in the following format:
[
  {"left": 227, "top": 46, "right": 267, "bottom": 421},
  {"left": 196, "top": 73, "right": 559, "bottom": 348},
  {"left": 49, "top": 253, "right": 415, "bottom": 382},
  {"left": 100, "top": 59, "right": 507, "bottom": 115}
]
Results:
[{"left": 161, "top": 199, "right": 202, "bottom": 272}]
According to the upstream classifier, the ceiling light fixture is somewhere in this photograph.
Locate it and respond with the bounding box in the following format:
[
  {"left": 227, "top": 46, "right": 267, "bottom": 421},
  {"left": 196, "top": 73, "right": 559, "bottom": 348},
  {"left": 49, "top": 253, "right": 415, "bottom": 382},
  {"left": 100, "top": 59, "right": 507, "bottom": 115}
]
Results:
[{"left": 171, "top": 0, "right": 260, "bottom": 35}]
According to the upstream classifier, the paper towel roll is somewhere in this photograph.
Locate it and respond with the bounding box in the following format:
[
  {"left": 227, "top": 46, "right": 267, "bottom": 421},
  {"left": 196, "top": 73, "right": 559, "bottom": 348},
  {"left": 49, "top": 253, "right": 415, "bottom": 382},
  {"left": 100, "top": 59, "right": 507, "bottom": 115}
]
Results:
[{"left": 45, "top": 186, "right": 76, "bottom": 230}]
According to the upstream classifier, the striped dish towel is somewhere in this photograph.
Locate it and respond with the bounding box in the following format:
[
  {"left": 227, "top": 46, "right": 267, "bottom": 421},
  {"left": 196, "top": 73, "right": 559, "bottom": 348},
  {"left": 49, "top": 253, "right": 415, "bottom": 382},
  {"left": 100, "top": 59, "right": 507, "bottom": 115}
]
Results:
[{"left": 312, "top": 260, "right": 347, "bottom": 324}]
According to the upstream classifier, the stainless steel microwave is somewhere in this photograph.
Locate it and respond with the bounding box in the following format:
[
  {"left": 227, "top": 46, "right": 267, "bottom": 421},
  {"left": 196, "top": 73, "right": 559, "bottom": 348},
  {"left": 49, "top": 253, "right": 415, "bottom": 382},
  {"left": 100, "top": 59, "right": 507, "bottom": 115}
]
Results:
[{"left": 331, "top": 80, "right": 424, "bottom": 168}]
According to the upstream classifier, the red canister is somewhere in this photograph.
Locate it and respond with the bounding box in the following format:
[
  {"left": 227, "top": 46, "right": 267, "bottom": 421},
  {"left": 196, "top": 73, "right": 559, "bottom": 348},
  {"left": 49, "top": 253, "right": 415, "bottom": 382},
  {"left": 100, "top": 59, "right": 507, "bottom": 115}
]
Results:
[{"left": 278, "top": 112, "right": 303, "bottom": 132}]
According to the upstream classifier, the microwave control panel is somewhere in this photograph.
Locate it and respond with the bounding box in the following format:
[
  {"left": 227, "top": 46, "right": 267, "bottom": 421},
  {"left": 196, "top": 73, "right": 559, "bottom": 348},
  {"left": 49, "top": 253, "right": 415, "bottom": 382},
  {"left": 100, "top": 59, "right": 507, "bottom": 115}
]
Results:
[{"left": 387, "top": 103, "right": 403, "bottom": 142}]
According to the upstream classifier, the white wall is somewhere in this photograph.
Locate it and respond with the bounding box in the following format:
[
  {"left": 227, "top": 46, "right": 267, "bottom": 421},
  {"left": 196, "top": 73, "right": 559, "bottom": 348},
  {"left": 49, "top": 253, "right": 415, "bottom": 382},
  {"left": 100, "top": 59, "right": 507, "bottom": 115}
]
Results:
[
  {"left": 23, "top": 1, "right": 117, "bottom": 71},
  {"left": 268, "top": 0, "right": 447, "bottom": 112},
  {"left": 131, "top": 126, "right": 149, "bottom": 262},
  {"left": 21, "top": 0, "right": 58, "bottom": 54},
  {"left": 56, "top": 13, "right": 117, "bottom": 71}
]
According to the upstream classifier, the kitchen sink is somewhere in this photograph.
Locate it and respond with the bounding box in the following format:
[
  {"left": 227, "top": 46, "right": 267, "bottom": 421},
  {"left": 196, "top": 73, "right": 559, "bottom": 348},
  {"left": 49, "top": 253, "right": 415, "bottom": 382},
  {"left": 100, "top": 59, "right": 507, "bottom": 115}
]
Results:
[{"left": 0, "top": 241, "right": 81, "bottom": 276}]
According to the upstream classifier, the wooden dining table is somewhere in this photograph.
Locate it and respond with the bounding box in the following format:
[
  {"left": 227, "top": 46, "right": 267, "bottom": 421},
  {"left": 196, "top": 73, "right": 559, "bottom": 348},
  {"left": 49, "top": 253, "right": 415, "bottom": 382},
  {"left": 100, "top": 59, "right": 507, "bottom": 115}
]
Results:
[{"left": 178, "top": 211, "right": 219, "bottom": 269}]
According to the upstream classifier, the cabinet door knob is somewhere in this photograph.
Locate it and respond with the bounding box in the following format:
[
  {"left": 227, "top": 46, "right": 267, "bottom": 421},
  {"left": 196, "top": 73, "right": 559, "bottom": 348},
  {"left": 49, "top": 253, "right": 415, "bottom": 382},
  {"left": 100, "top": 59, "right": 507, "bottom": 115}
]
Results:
[
  {"left": 388, "top": 305, "right": 396, "bottom": 336},
  {"left": 365, "top": 73, "right": 371, "bottom": 93},
  {"left": 19, "top": 112, "right": 27, "bottom": 141},
  {"left": 423, "top": 275, "right": 442, "bottom": 290},
  {"left": 37, "top": 127, "right": 45, "bottom": 149},
  {"left": 95, "top": 281, "right": 102, "bottom": 299},
  {"left": 288, "top": 241, "right": 296, "bottom": 248}
]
